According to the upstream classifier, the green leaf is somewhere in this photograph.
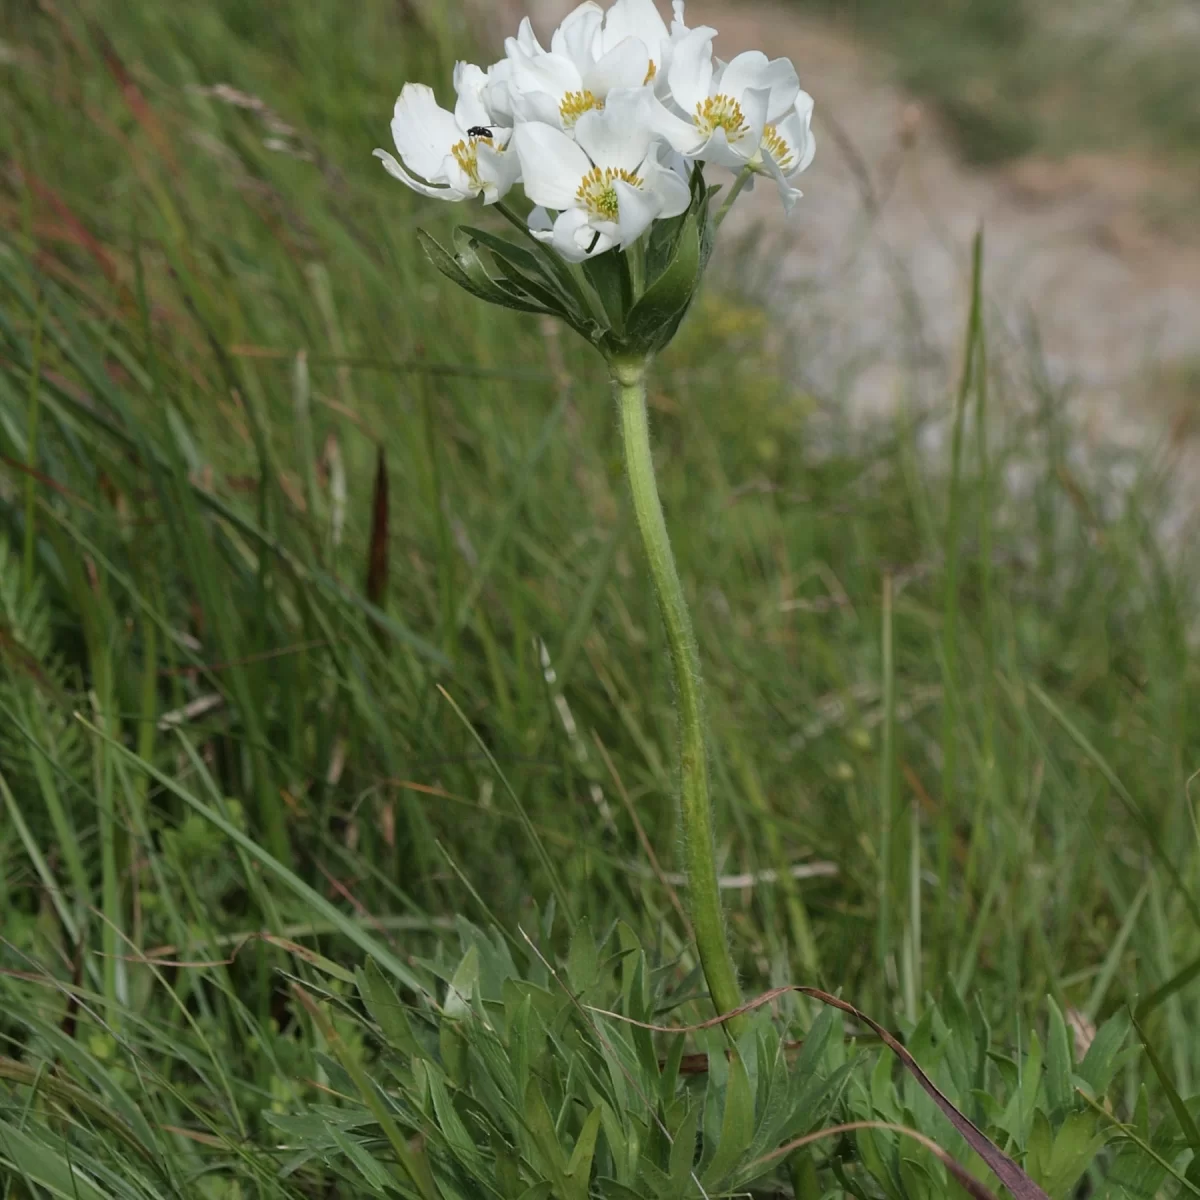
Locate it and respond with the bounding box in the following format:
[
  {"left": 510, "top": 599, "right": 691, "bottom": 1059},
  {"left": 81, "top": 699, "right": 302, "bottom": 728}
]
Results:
[
  {"left": 427, "top": 1064, "right": 486, "bottom": 1173},
  {"left": 524, "top": 1079, "right": 570, "bottom": 1193},
  {"left": 1045, "top": 997, "right": 1074, "bottom": 1118},
  {"left": 418, "top": 229, "right": 549, "bottom": 315},
  {"left": 565, "top": 1107, "right": 603, "bottom": 1200},
  {"left": 1135, "top": 953, "right": 1200, "bottom": 1021},
  {"left": 566, "top": 918, "right": 600, "bottom": 997},
  {"left": 667, "top": 1103, "right": 700, "bottom": 1196},
  {"left": 445, "top": 944, "right": 481, "bottom": 1018},
  {"left": 440, "top": 1020, "right": 469, "bottom": 1088},
  {"left": 788, "top": 1149, "right": 821, "bottom": 1200},
  {"left": 581, "top": 249, "right": 631, "bottom": 334},
  {"left": 1041, "top": 1111, "right": 1108, "bottom": 1198},
  {"left": 493, "top": 1135, "right": 525, "bottom": 1198},
  {"left": 0, "top": 1119, "right": 109, "bottom": 1200},
  {"left": 701, "top": 1048, "right": 755, "bottom": 1187},
  {"left": 1025, "top": 1109, "right": 1054, "bottom": 1185},
  {"left": 329, "top": 1124, "right": 395, "bottom": 1194},
  {"left": 1076, "top": 1009, "right": 1131, "bottom": 1097},
  {"left": 458, "top": 227, "right": 574, "bottom": 318},
  {"left": 357, "top": 959, "right": 425, "bottom": 1058},
  {"left": 623, "top": 213, "right": 700, "bottom": 353},
  {"left": 1131, "top": 1011, "right": 1200, "bottom": 1176}
]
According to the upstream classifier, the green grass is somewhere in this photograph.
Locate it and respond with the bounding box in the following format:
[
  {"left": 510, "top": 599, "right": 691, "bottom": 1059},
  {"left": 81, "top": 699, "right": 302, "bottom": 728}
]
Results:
[{"left": 1, "top": 0, "right": 1199, "bottom": 1193}]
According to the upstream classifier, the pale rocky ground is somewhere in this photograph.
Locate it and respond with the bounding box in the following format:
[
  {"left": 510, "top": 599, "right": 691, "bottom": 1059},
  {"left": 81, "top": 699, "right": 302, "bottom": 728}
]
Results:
[{"left": 497, "top": 0, "right": 1200, "bottom": 535}]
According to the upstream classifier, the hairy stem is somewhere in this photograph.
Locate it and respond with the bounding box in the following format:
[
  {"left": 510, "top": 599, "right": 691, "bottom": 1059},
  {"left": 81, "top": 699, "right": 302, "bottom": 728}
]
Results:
[{"left": 612, "top": 356, "right": 743, "bottom": 1030}]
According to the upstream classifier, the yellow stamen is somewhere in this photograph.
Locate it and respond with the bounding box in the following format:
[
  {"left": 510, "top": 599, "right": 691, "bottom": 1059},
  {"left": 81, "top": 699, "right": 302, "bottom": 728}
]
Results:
[
  {"left": 576, "top": 165, "right": 642, "bottom": 220},
  {"left": 450, "top": 139, "right": 482, "bottom": 189},
  {"left": 761, "top": 123, "right": 794, "bottom": 170},
  {"left": 694, "top": 94, "right": 749, "bottom": 142},
  {"left": 559, "top": 89, "right": 603, "bottom": 127},
  {"left": 450, "top": 131, "right": 502, "bottom": 192},
  {"left": 643, "top": 60, "right": 658, "bottom": 85}
]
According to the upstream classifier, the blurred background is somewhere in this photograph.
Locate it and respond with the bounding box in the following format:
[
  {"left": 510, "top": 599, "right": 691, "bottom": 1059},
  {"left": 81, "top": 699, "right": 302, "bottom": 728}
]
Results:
[{"left": 524, "top": 0, "right": 1200, "bottom": 519}]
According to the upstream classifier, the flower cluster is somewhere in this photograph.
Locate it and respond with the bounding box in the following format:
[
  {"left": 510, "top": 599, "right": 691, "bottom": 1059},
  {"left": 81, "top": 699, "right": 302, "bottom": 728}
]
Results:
[{"left": 375, "top": 0, "right": 815, "bottom": 263}]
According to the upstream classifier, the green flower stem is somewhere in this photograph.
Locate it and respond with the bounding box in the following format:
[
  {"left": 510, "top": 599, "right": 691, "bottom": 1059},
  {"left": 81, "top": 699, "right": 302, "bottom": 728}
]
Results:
[
  {"left": 713, "top": 164, "right": 756, "bottom": 231},
  {"left": 612, "top": 356, "right": 744, "bottom": 1031}
]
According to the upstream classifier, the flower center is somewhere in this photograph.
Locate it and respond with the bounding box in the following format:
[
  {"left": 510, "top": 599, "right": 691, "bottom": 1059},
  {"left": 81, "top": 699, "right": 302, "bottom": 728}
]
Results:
[
  {"left": 643, "top": 60, "right": 658, "bottom": 84},
  {"left": 576, "top": 165, "right": 642, "bottom": 220},
  {"left": 761, "top": 123, "right": 794, "bottom": 170},
  {"left": 450, "top": 139, "right": 482, "bottom": 188},
  {"left": 450, "top": 132, "right": 499, "bottom": 191},
  {"left": 694, "top": 94, "right": 749, "bottom": 141},
  {"left": 559, "top": 89, "right": 603, "bottom": 128}
]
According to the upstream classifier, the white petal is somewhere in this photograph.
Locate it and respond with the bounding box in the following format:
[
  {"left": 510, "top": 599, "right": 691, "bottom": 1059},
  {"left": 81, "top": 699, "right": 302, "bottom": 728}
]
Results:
[
  {"left": 527, "top": 205, "right": 554, "bottom": 233},
  {"left": 641, "top": 154, "right": 691, "bottom": 217},
  {"left": 662, "top": 144, "right": 691, "bottom": 178},
  {"left": 453, "top": 62, "right": 493, "bottom": 131},
  {"left": 583, "top": 36, "right": 650, "bottom": 97},
  {"left": 657, "top": 11, "right": 697, "bottom": 89},
  {"left": 574, "top": 89, "right": 653, "bottom": 171},
  {"left": 512, "top": 122, "right": 591, "bottom": 208},
  {"left": 599, "top": 0, "right": 669, "bottom": 57},
  {"left": 483, "top": 60, "right": 516, "bottom": 125},
  {"left": 740, "top": 85, "right": 770, "bottom": 150},
  {"left": 553, "top": 208, "right": 614, "bottom": 261},
  {"left": 719, "top": 51, "right": 799, "bottom": 121},
  {"left": 476, "top": 143, "right": 521, "bottom": 203},
  {"left": 511, "top": 88, "right": 568, "bottom": 127},
  {"left": 672, "top": 1, "right": 687, "bottom": 29},
  {"left": 373, "top": 149, "right": 469, "bottom": 201},
  {"left": 646, "top": 94, "right": 705, "bottom": 155},
  {"left": 614, "top": 178, "right": 660, "bottom": 246},
  {"left": 690, "top": 126, "right": 747, "bottom": 170},
  {"left": 768, "top": 91, "right": 815, "bottom": 177},
  {"left": 515, "top": 16, "right": 545, "bottom": 55},
  {"left": 551, "top": 2, "right": 604, "bottom": 73},
  {"left": 511, "top": 47, "right": 581, "bottom": 106},
  {"left": 791, "top": 90, "right": 817, "bottom": 173},
  {"left": 390, "top": 84, "right": 462, "bottom": 181},
  {"left": 760, "top": 58, "right": 802, "bottom": 121},
  {"left": 666, "top": 26, "right": 715, "bottom": 115},
  {"left": 761, "top": 151, "right": 803, "bottom": 212}
]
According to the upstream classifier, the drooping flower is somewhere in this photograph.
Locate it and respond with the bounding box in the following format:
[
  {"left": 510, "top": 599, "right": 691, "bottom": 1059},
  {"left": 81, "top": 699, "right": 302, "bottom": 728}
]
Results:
[
  {"left": 512, "top": 90, "right": 690, "bottom": 261},
  {"left": 652, "top": 28, "right": 800, "bottom": 171},
  {"left": 759, "top": 89, "right": 816, "bottom": 212},
  {"left": 374, "top": 77, "right": 520, "bottom": 203}
]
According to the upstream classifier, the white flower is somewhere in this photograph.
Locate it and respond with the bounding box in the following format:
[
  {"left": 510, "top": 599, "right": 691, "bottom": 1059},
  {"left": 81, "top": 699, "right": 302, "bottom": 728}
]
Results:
[
  {"left": 653, "top": 28, "right": 800, "bottom": 171},
  {"left": 512, "top": 90, "right": 690, "bottom": 261},
  {"left": 455, "top": 59, "right": 515, "bottom": 129},
  {"left": 501, "top": 0, "right": 693, "bottom": 133},
  {"left": 476, "top": 18, "right": 545, "bottom": 124},
  {"left": 759, "top": 90, "right": 816, "bottom": 212},
  {"left": 505, "top": 4, "right": 652, "bottom": 132},
  {"left": 590, "top": 0, "right": 691, "bottom": 92},
  {"left": 374, "top": 78, "right": 520, "bottom": 203}
]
